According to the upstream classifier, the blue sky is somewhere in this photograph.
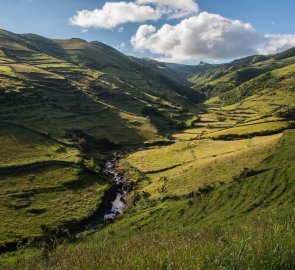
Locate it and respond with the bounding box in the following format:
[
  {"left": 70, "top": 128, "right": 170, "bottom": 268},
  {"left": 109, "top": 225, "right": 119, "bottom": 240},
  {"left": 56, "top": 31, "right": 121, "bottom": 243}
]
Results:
[{"left": 0, "top": 0, "right": 294, "bottom": 63}]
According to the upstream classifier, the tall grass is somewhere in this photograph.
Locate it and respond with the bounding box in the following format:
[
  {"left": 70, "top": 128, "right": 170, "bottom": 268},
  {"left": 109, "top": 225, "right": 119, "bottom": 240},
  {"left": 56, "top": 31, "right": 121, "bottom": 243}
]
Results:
[{"left": 3, "top": 217, "right": 294, "bottom": 270}]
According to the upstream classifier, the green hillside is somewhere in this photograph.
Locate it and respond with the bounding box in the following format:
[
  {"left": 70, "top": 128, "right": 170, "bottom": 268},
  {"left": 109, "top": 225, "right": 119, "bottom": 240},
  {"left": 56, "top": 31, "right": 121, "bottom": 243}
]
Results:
[
  {"left": 3, "top": 130, "right": 294, "bottom": 270},
  {"left": 0, "top": 29, "right": 202, "bottom": 143},
  {"left": 0, "top": 28, "right": 294, "bottom": 269},
  {"left": 191, "top": 47, "right": 295, "bottom": 100},
  {"left": 0, "top": 28, "right": 205, "bottom": 253}
]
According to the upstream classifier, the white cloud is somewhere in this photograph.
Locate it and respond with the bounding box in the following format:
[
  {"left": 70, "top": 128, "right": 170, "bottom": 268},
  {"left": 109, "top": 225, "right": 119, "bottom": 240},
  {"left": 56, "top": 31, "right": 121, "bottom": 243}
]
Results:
[
  {"left": 70, "top": 1, "right": 295, "bottom": 62},
  {"left": 131, "top": 12, "right": 261, "bottom": 62},
  {"left": 70, "top": 2, "right": 161, "bottom": 29},
  {"left": 258, "top": 34, "right": 295, "bottom": 54},
  {"left": 135, "top": 0, "right": 199, "bottom": 18},
  {"left": 70, "top": 0, "right": 199, "bottom": 29}
]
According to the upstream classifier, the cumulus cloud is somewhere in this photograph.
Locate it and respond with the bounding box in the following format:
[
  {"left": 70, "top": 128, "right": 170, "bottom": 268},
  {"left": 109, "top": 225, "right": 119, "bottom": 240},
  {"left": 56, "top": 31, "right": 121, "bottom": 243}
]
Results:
[
  {"left": 70, "top": 1, "right": 295, "bottom": 61},
  {"left": 70, "top": 2, "right": 161, "bottom": 29},
  {"left": 131, "top": 12, "right": 262, "bottom": 62},
  {"left": 70, "top": 0, "right": 199, "bottom": 29},
  {"left": 258, "top": 34, "right": 295, "bottom": 54},
  {"left": 135, "top": 0, "right": 199, "bottom": 18}
]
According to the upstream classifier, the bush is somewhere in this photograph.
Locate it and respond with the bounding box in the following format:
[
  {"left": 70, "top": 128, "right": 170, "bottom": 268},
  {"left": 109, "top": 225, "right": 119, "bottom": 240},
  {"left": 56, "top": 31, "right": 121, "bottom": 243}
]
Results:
[
  {"left": 141, "top": 106, "right": 160, "bottom": 117},
  {"left": 276, "top": 105, "right": 295, "bottom": 119}
]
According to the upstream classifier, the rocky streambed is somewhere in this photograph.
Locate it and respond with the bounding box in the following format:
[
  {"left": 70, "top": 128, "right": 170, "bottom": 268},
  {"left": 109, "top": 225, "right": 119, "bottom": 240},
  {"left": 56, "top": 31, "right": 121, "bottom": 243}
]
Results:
[{"left": 102, "top": 152, "right": 133, "bottom": 220}]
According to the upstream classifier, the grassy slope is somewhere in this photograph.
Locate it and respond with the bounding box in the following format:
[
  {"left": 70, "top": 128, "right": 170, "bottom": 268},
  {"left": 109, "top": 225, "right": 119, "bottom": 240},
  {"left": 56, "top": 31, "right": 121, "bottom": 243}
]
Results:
[
  {"left": 0, "top": 166, "right": 107, "bottom": 245},
  {"left": 5, "top": 130, "right": 294, "bottom": 270},
  {"left": 0, "top": 28, "right": 205, "bottom": 251},
  {"left": 219, "top": 62, "right": 295, "bottom": 106},
  {"left": 0, "top": 123, "right": 108, "bottom": 247},
  {"left": 121, "top": 134, "right": 281, "bottom": 199},
  {"left": 0, "top": 29, "right": 202, "bottom": 145},
  {"left": 0, "top": 123, "right": 80, "bottom": 167},
  {"left": 184, "top": 54, "right": 295, "bottom": 142},
  {"left": 41, "top": 36, "right": 202, "bottom": 118},
  {"left": 0, "top": 28, "right": 294, "bottom": 269},
  {"left": 191, "top": 47, "right": 295, "bottom": 98}
]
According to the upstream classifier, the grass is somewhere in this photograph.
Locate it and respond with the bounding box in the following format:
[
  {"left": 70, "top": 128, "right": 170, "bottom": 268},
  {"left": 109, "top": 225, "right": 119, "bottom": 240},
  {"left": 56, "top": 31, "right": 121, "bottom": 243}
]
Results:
[
  {"left": 221, "top": 90, "right": 295, "bottom": 116},
  {"left": 204, "top": 121, "right": 291, "bottom": 139},
  {"left": 11, "top": 64, "right": 63, "bottom": 79},
  {"left": 0, "top": 165, "right": 108, "bottom": 246},
  {"left": 0, "top": 29, "right": 294, "bottom": 269},
  {"left": 2, "top": 130, "right": 294, "bottom": 270},
  {"left": 0, "top": 123, "right": 80, "bottom": 167},
  {"left": 2, "top": 217, "right": 294, "bottom": 270},
  {"left": 220, "top": 63, "right": 295, "bottom": 106},
  {"left": 101, "top": 66, "right": 142, "bottom": 79},
  {"left": 0, "top": 66, "right": 16, "bottom": 77},
  {"left": 191, "top": 48, "right": 295, "bottom": 100},
  {"left": 118, "top": 112, "right": 163, "bottom": 143},
  {"left": 120, "top": 134, "right": 281, "bottom": 199},
  {"left": 0, "top": 121, "right": 108, "bottom": 247},
  {"left": 199, "top": 71, "right": 295, "bottom": 141},
  {"left": 173, "top": 127, "right": 222, "bottom": 140}
]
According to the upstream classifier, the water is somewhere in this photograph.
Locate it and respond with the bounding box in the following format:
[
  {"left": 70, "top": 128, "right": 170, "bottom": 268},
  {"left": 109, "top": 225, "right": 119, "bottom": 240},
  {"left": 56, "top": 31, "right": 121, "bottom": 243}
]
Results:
[
  {"left": 103, "top": 153, "right": 128, "bottom": 220},
  {"left": 104, "top": 193, "right": 126, "bottom": 220}
]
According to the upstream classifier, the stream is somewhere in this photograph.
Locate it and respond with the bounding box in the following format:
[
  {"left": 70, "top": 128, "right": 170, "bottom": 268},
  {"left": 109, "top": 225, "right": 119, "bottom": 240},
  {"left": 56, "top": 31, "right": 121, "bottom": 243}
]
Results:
[
  {"left": 0, "top": 150, "right": 143, "bottom": 255},
  {"left": 102, "top": 152, "right": 130, "bottom": 220},
  {"left": 0, "top": 152, "right": 131, "bottom": 255}
]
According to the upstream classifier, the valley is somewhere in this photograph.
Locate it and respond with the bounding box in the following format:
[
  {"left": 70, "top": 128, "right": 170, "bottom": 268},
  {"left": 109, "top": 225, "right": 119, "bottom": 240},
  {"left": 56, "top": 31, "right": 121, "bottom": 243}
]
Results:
[{"left": 0, "top": 29, "right": 294, "bottom": 269}]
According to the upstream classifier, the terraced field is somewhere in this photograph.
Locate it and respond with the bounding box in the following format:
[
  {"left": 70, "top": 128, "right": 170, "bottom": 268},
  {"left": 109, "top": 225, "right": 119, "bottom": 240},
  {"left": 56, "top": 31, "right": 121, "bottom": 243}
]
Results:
[{"left": 117, "top": 130, "right": 295, "bottom": 231}]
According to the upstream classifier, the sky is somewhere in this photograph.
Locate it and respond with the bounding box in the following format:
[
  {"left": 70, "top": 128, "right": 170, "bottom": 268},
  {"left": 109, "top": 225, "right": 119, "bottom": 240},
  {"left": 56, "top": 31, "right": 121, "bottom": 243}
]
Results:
[{"left": 0, "top": 0, "right": 295, "bottom": 63}]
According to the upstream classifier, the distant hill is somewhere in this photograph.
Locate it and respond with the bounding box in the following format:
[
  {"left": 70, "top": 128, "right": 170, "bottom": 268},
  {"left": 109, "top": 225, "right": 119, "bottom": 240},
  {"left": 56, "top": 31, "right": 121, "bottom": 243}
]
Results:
[{"left": 189, "top": 47, "right": 295, "bottom": 104}]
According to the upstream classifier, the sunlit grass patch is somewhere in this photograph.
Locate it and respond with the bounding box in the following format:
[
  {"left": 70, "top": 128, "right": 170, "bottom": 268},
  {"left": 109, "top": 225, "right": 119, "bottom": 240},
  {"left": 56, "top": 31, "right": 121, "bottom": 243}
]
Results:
[
  {"left": 0, "top": 65, "right": 16, "bottom": 77},
  {"left": 0, "top": 165, "right": 107, "bottom": 246},
  {"left": 204, "top": 121, "right": 291, "bottom": 139},
  {"left": 0, "top": 123, "right": 80, "bottom": 167},
  {"left": 119, "top": 112, "right": 162, "bottom": 142},
  {"left": 121, "top": 134, "right": 281, "bottom": 199}
]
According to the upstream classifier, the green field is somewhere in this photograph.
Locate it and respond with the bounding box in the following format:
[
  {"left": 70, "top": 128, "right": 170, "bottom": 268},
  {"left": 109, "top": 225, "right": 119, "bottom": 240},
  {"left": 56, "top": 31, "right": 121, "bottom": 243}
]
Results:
[
  {"left": 3, "top": 130, "right": 293, "bottom": 270},
  {"left": 121, "top": 134, "right": 281, "bottom": 199},
  {"left": 0, "top": 123, "right": 80, "bottom": 167},
  {"left": 0, "top": 166, "right": 107, "bottom": 246},
  {"left": 0, "top": 122, "right": 108, "bottom": 248}
]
